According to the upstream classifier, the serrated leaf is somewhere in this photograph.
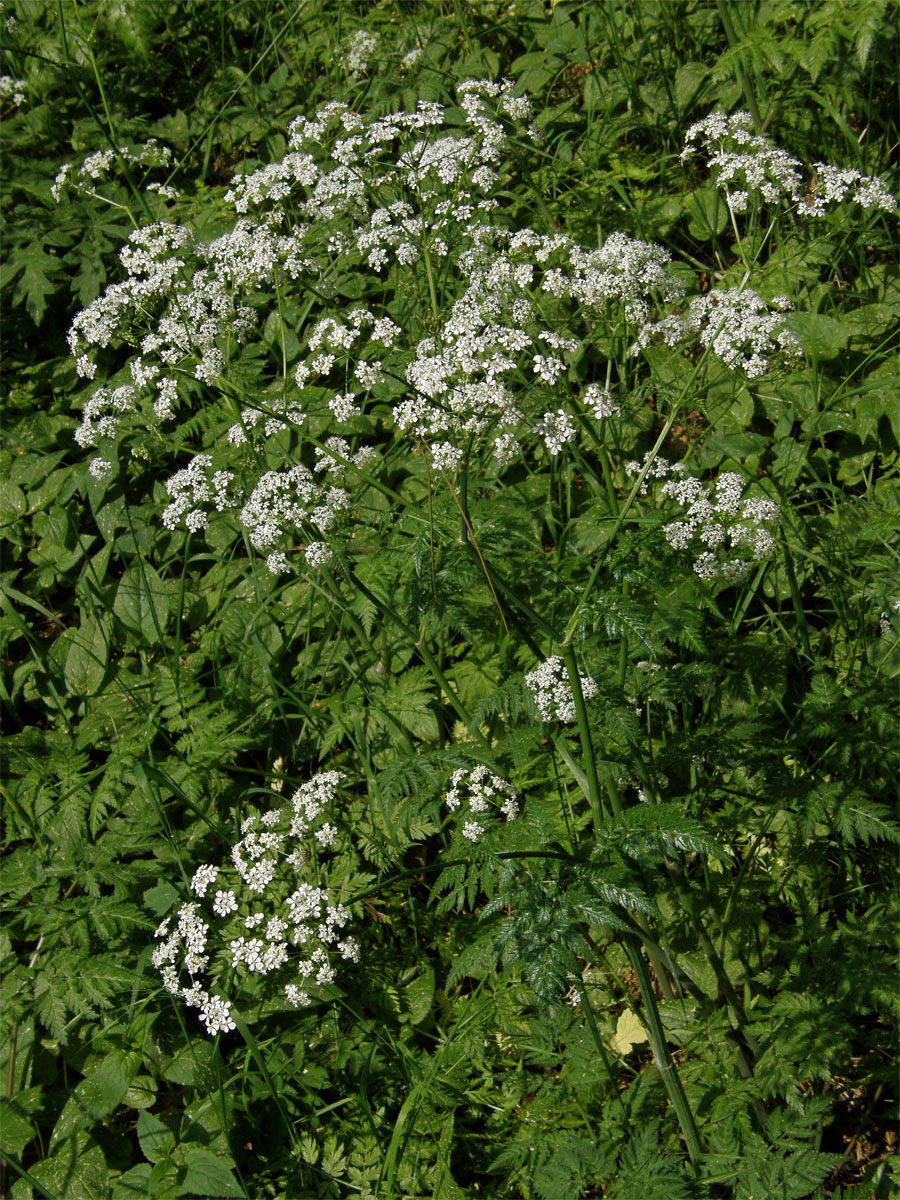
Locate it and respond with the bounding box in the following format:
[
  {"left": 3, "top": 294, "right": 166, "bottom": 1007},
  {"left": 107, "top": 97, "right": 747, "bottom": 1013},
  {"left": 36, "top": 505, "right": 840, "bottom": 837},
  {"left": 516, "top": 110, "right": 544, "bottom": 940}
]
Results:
[
  {"left": 9, "top": 245, "right": 59, "bottom": 325},
  {"left": 383, "top": 666, "right": 439, "bottom": 741},
  {"left": 137, "top": 1110, "right": 176, "bottom": 1164},
  {"left": 179, "top": 1148, "right": 244, "bottom": 1198},
  {"left": 51, "top": 1049, "right": 138, "bottom": 1147}
]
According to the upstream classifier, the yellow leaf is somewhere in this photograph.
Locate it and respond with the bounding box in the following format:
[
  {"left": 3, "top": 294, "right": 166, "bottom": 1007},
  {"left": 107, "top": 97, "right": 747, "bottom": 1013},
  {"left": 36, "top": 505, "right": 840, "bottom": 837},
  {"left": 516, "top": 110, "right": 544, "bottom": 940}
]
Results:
[{"left": 608, "top": 1009, "right": 648, "bottom": 1055}]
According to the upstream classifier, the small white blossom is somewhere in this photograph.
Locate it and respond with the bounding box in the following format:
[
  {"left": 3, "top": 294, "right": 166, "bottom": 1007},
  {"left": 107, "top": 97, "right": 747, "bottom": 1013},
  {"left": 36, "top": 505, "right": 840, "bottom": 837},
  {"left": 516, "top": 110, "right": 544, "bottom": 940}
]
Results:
[
  {"left": 525, "top": 656, "right": 598, "bottom": 723},
  {"left": 213, "top": 890, "right": 238, "bottom": 917}
]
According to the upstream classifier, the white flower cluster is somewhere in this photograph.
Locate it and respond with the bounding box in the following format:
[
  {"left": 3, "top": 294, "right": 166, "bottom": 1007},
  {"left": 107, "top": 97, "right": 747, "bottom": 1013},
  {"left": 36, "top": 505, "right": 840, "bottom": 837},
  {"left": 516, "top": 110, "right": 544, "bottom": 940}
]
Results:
[
  {"left": 338, "top": 29, "right": 380, "bottom": 79},
  {"left": 632, "top": 287, "right": 801, "bottom": 377},
  {"left": 0, "top": 75, "right": 25, "bottom": 106},
  {"left": 151, "top": 769, "right": 358, "bottom": 1036},
  {"left": 161, "top": 454, "right": 235, "bottom": 534},
  {"left": 525, "top": 655, "right": 599, "bottom": 723},
  {"left": 51, "top": 139, "right": 174, "bottom": 202},
  {"left": 398, "top": 225, "right": 681, "bottom": 464},
  {"left": 661, "top": 470, "right": 780, "bottom": 582},
  {"left": 682, "top": 111, "right": 896, "bottom": 217},
  {"left": 67, "top": 81, "right": 542, "bottom": 571},
  {"left": 444, "top": 764, "right": 519, "bottom": 843}
]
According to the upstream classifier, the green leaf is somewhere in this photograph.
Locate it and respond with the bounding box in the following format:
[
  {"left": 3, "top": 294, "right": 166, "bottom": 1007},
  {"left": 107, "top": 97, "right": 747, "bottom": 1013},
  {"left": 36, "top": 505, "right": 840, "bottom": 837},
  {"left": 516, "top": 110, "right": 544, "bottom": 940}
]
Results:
[
  {"left": 404, "top": 967, "right": 434, "bottom": 1025},
  {"left": 383, "top": 667, "right": 439, "bottom": 741},
  {"left": 63, "top": 616, "right": 109, "bottom": 696},
  {"left": 137, "top": 1111, "right": 177, "bottom": 1165},
  {"left": 0, "top": 1098, "right": 36, "bottom": 1157},
  {"left": 112, "top": 1163, "right": 154, "bottom": 1198},
  {"left": 0, "top": 480, "right": 27, "bottom": 528},
  {"left": 143, "top": 882, "right": 180, "bottom": 916},
  {"left": 178, "top": 1148, "right": 244, "bottom": 1198},
  {"left": 685, "top": 186, "right": 727, "bottom": 238},
  {"left": 50, "top": 1050, "right": 138, "bottom": 1147},
  {"left": 113, "top": 563, "right": 170, "bottom": 643},
  {"left": 9, "top": 245, "right": 59, "bottom": 325},
  {"left": 787, "top": 312, "right": 850, "bottom": 360},
  {"left": 30, "top": 1131, "right": 109, "bottom": 1199}
]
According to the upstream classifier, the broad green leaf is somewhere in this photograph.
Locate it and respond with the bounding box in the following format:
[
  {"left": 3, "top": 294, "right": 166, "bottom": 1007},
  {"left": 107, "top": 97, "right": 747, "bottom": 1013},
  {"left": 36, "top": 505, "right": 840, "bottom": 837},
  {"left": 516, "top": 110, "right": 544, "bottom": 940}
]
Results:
[
  {"left": 137, "top": 1111, "right": 176, "bottom": 1165},
  {"left": 178, "top": 1148, "right": 244, "bottom": 1198},
  {"left": 63, "top": 616, "right": 109, "bottom": 696},
  {"left": 0, "top": 1098, "right": 36, "bottom": 1157},
  {"left": 30, "top": 1130, "right": 109, "bottom": 1199},
  {"left": 0, "top": 480, "right": 27, "bottom": 528},
  {"left": 112, "top": 1163, "right": 154, "bottom": 1199},
  {"left": 685, "top": 186, "right": 727, "bottom": 238},
  {"left": 50, "top": 1050, "right": 138, "bottom": 1147},
  {"left": 113, "top": 563, "right": 170, "bottom": 643}
]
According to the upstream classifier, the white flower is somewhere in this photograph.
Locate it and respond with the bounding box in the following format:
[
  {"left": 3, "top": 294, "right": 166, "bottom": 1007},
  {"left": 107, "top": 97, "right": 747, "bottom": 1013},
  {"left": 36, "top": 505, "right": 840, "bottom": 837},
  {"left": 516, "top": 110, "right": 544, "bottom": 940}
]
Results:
[
  {"left": 151, "top": 768, "right": 355, "bottom": 1035},
  {"left": 445, "top": 764, "right": 519, "bottom": 843},
  {"left": 662, "top": 471, "right": 780, "bottom": 581},
  {"left": 305, "top": 542, "right": 333, "bottom": 568},
  {"left": 89, "top": 458, "right": 112, "bottom": 480},
  {"left": 213, "top": 890, "right": 238, "bottom": 917},
  {"left": 338, "top": 30, "right": 379, "bottom": 79},
  {"left": 584, "top": 383, "right": 621, "bottom": 419},
  {"left": 285, "top": 984, "right": 311, "bottom": 1007},
  {"left": 199, "top": 995, "right": 236, "bottom": 1036},
  {"left": 534, "top": 409, "right": 576, "bottom": 455},
  {"left": 191, "top": 864, "right": 218, "bottom": 897},
  {"left": 525, "top": 656, "right": 598, "bottom": 723}
]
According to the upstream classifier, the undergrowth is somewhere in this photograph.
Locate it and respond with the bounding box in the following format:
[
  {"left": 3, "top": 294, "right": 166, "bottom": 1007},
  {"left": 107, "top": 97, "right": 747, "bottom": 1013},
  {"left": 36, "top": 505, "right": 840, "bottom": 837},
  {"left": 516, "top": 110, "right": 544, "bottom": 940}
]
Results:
[{"left": 1, "top": 2, "right": 898, "bottom": 1198}]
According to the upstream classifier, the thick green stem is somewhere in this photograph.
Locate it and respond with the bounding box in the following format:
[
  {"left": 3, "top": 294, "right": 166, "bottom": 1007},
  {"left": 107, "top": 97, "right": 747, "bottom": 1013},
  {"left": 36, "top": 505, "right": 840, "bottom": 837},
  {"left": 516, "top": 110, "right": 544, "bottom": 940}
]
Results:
[
  {"left": 562, "top": 648, "right": 698, "bottom": 1156},
  {"left": 562, "top": 644, "right": 606, "bottom": 830},
  {"left": 623, "top": 933, "right": 703, "bottom": 1164}
]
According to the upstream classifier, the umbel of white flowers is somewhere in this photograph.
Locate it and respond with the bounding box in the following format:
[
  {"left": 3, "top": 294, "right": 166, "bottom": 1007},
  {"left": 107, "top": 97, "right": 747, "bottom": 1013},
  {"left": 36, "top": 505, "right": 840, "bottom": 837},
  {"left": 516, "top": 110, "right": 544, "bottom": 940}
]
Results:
[
  {"left": 625, "top": 458, "right": 781, "bottom": 583},
  {"left": 65, "top": 82, "right": 894, "bottom": 579},
  {"left": 151, "top": 770, "right": 358, "bottom": 1036},
  {"left": 444, "top": 764, "right": 519, "bottom": 843},
  {"left": 525, "top": 656, "right": 599, "bottom": 723}
]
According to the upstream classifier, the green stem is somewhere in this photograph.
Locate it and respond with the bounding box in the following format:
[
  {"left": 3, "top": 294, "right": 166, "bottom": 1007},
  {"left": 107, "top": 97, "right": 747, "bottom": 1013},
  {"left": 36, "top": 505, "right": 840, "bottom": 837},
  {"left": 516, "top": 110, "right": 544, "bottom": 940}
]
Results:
[
  {"left": 715, "top": 0, "right": 764, "bottom": 131},
  {"left": 578, "top": 982, "right": 633, "bottom": 1130},
  {"left": 623, "top": 933, "right": 702, "bottom": 1164},
  {"left": 562, "top": 644, "right": 606, "bottom": 829},
  {"left": 563, "top": 644, "right": 700, "bottom": 1160}
]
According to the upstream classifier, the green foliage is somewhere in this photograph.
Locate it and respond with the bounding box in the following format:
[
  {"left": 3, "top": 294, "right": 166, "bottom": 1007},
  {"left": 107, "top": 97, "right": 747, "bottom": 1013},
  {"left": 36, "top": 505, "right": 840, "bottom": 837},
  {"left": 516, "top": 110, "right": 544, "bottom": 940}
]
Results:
[{"left": 2, "top": 0, "right": 897, "bottom": 1197}]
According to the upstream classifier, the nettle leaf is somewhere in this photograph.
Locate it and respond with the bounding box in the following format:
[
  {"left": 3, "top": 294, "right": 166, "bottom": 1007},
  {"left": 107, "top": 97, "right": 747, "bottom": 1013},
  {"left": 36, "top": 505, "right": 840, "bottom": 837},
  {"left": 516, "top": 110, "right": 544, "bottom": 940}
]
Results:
[
  {"left": 28, "top": 1131, "right": 110, "bottom": 1199},
  {"left": 179, "top": 1148, "right": 245, "bottom": 1198},
  {"left": 50, "top": 1049, "right": 139, "bottom": 1147},
  {"left": 137, "top": 1110, "right": 176, "bottom": 1165}
]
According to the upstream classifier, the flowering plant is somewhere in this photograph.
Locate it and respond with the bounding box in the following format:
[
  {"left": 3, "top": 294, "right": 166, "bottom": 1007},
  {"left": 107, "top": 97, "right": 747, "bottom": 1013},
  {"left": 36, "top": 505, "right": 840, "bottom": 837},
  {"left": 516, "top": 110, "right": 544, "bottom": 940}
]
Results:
[{"left": 152, "top": 771, "right": 359, "bottom": 1035}]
